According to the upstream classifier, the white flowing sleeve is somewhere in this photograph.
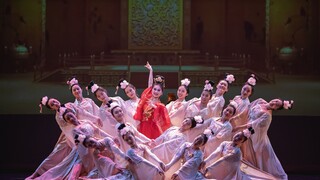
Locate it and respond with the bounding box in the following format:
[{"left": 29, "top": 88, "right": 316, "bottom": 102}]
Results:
[
  {"left": 166, "top": 143, "right": 186, "bottom": 170},
  {"left": 204, "top": 142, "right": 224, "bottom": 164},
  {"left": 102, "top": 137, "right": 127, "bottom": 159}
]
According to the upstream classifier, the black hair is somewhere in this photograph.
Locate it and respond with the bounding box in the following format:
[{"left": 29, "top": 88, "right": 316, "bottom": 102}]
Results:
[
  {"left": 189, "top": 116, "right": 204, "bottom": 128},
  {"left": 111, "top": 104, "right": 121, "bottom": 116},
  {"left": 228, "top": 103, "right": 237, "bottom": 116},
  {"left": 117, "top": 123, "right": 126, "bottom": 130},
  {"left": 153, "top": 75, "right": 165, "bottom": 91},
  {"left": 202, "top": 134, "right": 209, "bottom": 145}
]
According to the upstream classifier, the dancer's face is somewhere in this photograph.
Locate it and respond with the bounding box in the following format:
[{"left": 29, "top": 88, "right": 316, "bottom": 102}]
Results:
[
  {"left": 48, "top": 98, "right": 61, "bottom": 111},
  {"left": 125, "top": 85, "right": 136, "bottom": 99},
  {"left": 63, "top": 112, "right": 80, "bottom": 126},
  {"left": 181, "top": 118, "right": 192, "bottom": 130},
  {"left": 222, "top": 106, "right": 235, "bottom": 120},
  {"left": 177, "top": 86, "right": 188, "bottom": 100},
  {"left": 112, "top": 106, "right": 124, "bottom": 122},
  {"left": 193, "top": 135, "right": 205, "bottom": 148},
  {"left": 268, "top": 99, "right": 282, "bottom": 110},
  {"left": 96, "top": 89, "right": 108, "bottom": 103},
  {"left": 123, "top": 132, "right": 135, "bottom": 146},
  {"left": 217, "top": 80, "right": 228, "bottom": 93},
  {"left": 72, "top": 85, "right": 83, "bottom": 99},
  {"left": 241, "top": 84, "right": 252, "bottom": 99},
  {"left": 200, "top": 91, "right": 211, "bottom": 104},
  {"left": 152, "top": 84, "right": 163, "bottom": 98}
]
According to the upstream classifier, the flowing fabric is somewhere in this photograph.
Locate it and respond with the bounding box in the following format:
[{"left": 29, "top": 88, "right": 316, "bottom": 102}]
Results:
[
  {"left": 134, "top": 87, "right": 171, "bottom": 139},
  {"left": 166, "top": 98, "right": 197, "bottom": 127},
  {"left": 244, "top": 98, "right": 288, "bottom": 180},
  {"left": 207, "top": 94, "right": 225, "bottom": 118}
]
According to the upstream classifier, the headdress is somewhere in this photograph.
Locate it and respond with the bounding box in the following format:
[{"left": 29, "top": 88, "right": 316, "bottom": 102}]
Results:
[
  {"left": 190, "top": 115, "right": 204, "bottom": 128},
  {"left": 204, "top": 80, "right": 214, "bottom": 91},
  {"left": 181, "top": 78, "right": 191, "bottom": 87},
  {"left": 115, "top": 123, "right": 126, "bottom": 131},
  {"left": 246, "top": 74, "right": 257, "bottom": 86},
  {"left": 67, "top": 77, "right": 79, "bottom": 89},
  {"left": 203, "top": 128, "right": 215, "bottom": 138},
  {"left": 74, "top": 134, "right": 86, "bottom": 145},
  {"left": 153, "top": 75, "right": 165, "bottom": 88},
  {"left": 109, "top": 102, "right": 120, "bottom": 113},
  {"left": 115, "top": 79, "right": 130, "bottom": 95},
  {"left": 283, "top": 100, "right": 294, "bottom": 110},
  {"left": 120, "top": 126, "right": 133, "bottom": 137},
  {"left": 225, "top": 73, "right": 235, "bottom": 84},
  {"left": 243, "top": 127, "right": 255, "bottom": 138},
  {"left": 86, "top": 81, "right": 100, "bottom": 95},
  {"left": 39, "top": 96, "right": 49, "bottom": 113}
]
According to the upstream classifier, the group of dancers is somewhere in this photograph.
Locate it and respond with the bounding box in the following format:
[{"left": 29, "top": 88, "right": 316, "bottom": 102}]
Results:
[{"left": 27, "top": 62, "right": 294, "bottom": 180}]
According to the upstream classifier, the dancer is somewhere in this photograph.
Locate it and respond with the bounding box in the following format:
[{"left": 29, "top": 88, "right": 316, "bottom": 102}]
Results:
[
  {"left": 165, "top": 133, "right": 209, "bottom": 180},
  {"left": 114, "top": 61, "right": 154, "bottom": 128},
  {"left": 184, "top": 80, "right": 215, "bottom": 120},
  {"left": 207, "top": 73, "right": 235, "bottom": 118},
  {"left": 203, "top": 101, "right": 237, "bottom": 158},
  {"left": 121, "top": 127, "right": 165, "bottom": 180},
  {"left": 234, "top": 98, "right": 294, "bottom": 180},
  {"left": 166, "top": 78, "right": 196, "bottom": 127},
  {"left": 133, "top": 74, "right": 171, "bottom": 139}
]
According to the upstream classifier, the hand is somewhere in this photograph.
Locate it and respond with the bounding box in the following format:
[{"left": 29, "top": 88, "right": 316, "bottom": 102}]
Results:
[
  {"left": 145, "top": 61, "right": 153, "bottom": 71},
  {"left": 95, "top": 117, "right": 103, "bottom": 127},
  {"left": 159, "top": 162, "right": 165, "bottom": 171},
  {"left": 148, "top": 139, "right": 156, "bottom": 148},
  {"left": 171, "top": 173, "right": 178, "bottom": 180}
]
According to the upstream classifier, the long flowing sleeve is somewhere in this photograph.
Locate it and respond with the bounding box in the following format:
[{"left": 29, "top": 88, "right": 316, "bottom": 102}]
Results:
[
  {"left": 204, "top": 142, "right": 224, "bottom": 164},
  {"left": 156, "top": 103, "right": 171, "bottom": 132},
  {"left": 166, "top": 143, "right": 186, "bottom": 170},
  {"left": 102, "top": 137, "right": 127, "bottom": 159},
  {"left": 133, "top": 87, "right": 152, "bottom": 121}
]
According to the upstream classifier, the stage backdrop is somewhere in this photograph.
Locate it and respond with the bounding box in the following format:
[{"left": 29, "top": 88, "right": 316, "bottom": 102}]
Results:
[{"left": 128, "top": 0, "right": 183, "bottom": 50}]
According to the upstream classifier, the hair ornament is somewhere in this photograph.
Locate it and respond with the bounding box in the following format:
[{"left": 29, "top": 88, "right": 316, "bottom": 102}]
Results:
[
  {"left": 115, "top": 123, "right": 126, "bottom": 131},
  {"left": 181, "top": 78, "right": 191, "bottom": 86},
  {"left": 204, "top": 80, "right": 213, "bottom": 91},
  {"left": 229, "top": 100, "right": 239, "bottom": 109},
  {"left": 74, "top": 134, "right": 86, "bottom": 145},
  {"left": 115, "top": 79, "right": 130, "bottom": 95},
  {"left": 67, "top": 77, "right": 78, "bottom": 89},
  {"left": 283, "top": 100, "right": 294, "bottom": 110},
  {"left": 39, "top": 96, "right": 49, "bottom": 113},
  {"left": 203, "top": 129, "right": 214, "bottom": 138},
  {"left": 120, "top": 126, "right": 132, "bottom": 137},
  {"left": 225, "top": 74, "right": 235, "bottom": 84},
  {"left": 243, "top": 127, "right": 255, "bottom": 138},
  {"left": 247, "top": 74, "right": 257, "bottom": 86},
  {"left": 194, "top": 115, "right": 204, "bottom": 124},
  {"left": 109, "top": 102, "right": 120, "bottom": 112}
]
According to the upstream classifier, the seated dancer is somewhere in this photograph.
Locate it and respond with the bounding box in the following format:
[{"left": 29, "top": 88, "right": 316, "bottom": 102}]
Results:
[{"left": 121, "top": 126, "right": 165, "bottom": 180}]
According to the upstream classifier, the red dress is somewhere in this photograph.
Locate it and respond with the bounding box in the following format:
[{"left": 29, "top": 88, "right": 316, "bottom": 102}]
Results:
[{"left": 133, "top": 87, "right": 171, "bottom": 139}]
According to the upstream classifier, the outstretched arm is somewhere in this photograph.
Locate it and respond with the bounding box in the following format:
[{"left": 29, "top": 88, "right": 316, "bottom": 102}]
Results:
[{"left": 145, "top": 61, "right": 153, "bottom": 88}]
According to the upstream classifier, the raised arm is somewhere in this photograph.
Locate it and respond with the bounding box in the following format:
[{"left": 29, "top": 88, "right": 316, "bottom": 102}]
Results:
[{"left": 145, "top": 61, "right": 153, "bottom": 88}]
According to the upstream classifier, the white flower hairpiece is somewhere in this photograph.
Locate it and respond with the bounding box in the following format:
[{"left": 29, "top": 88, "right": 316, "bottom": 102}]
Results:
[
  {"left": 204, "top": 82, "right": 213, "bottom": 91},
  {"left": 194, "top": 115, "right": 203, "bottom": 124},
  {"left": 109, "top": 102, "right": 120, "bottom": 112},
  {"left": 283, "top": 100, "right": 294, "bottom": 110},
  {"left": 225, "top": 74, "right": 235, "bottom": 84},
  {"left": 75, "top": 134, "right": 86, "bottom": 145},
  {"left": 203, "top": 129, "right": 214, "bottom": 138},
  {"left": 243, "top": 129, "right": 251, "bottom": 138},
  {"left": 91, "top": 84, "right": 99, "bottom": 93},
  {"left": 67, "top": 78, "right": 78, "bottom": 88},
  {"left": 39, "top": 96, "right": 49, "bottom": 113},
  {"left": 229, "top": 100, "right": 238, "bottom": 109},
  {"left": 181, "top": 78, "right": 191, "bottom": 86},
  {"left": 120, "top": 126, "right": 132, "bottom": 137},
  {"left": 247, "top": 74, "right": 256, "bottom": 86},
  {"left": 120, "top": 80, "right": 129, "bottom": 89}
]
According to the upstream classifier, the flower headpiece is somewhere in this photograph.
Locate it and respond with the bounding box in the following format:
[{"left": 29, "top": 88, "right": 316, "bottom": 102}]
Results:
[
  {"left": 229, "top": 100, "right": 239, "bottom": 109},
  {"left": 181, "top": 78, "right": 191, "bottom": 87},
  {"left": 67, "top": 77, "right": 79, "bottom": 89},
  {"left": 247, "top": 74, "right": 257, "bottom": 86},
  {"left": 203, "top": 129, "right": 214, "bottom": 138},
  {"left": 283, "top": 100, "right": 294, "bottom": 110},
  {"left": 193, "top": 115, "right": 203, "bottom": 124},
  {"left": 120, "top": 126, "right": 133, "bottom": 137},
  {"left": 225, "top": 74, "right": 235, "bottom": 84},
  {"left": 109, "top": 102, "right": 120, "bottom": 113},
  {"left": 115, "top": 79, "right": 130, "bottom": 95},
  {"left": 86, "top": 81, "right": 100, "bottom": 95},
  {"left": 243, "top": 127, "right": 255, "bottom": 138},
  {"left": 115, "top": 123, "right": 126, "bottom": 131},
  {"left": 74, "top": 134, "right": 86, "bottom": 145},
  {"left": 204, "top": 80, "right": 214, "bottom": 91},
  {"left": 39, "top": 96, "right": 49, "bottom": 113}
]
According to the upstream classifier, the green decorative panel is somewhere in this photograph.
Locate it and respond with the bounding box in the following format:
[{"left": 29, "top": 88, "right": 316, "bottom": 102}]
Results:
[{"left": 128, "top": 0, "right": 183, "bottom": 50}]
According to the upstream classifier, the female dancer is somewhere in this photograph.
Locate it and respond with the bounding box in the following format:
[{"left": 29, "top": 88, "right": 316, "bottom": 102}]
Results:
[
  {"left": 165, "top": 133, "right": 209, "bottom": 180},
  {"left": 166, "top": 78, "right": 196, "bottom": 127},
  {"left": 67, "top": 77, "right": 100, "bottom": 118},
  {"left": 133, "top": 75, "right": 171, "bottom": 139},
  {"left": 207, "top": 73, "right": 235, "bottom": 118},
  {"left": 121, "top": 126, "right": 165, "bottom": 180},
  {"left": 203, "top": 101, "right": 237, "bottom": 158},
  {"left": 184, "top": 80, "right": 215, "bottom": 120},
  {"left": 234, "top": 98, "right": 294, "bottom": 180},
  {"left": 114, "top": 61, "right": 154, "bottom": 128}
]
